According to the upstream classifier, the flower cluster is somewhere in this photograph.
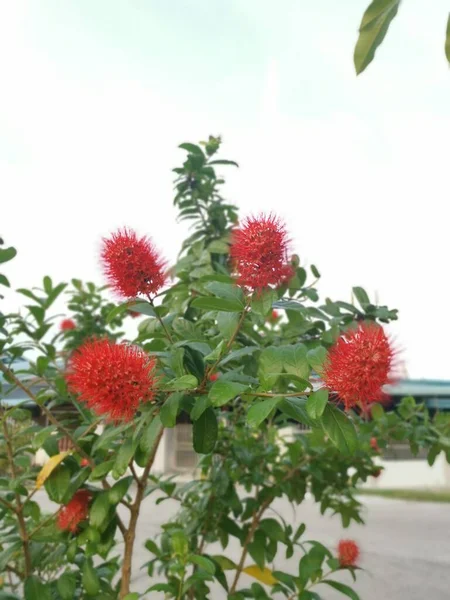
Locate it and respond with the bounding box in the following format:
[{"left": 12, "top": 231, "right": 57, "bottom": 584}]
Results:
[
  {"left": 57, "top": 490, "right": 91, "bottom": 533},
  {"left": 101, "top": 228, "right": 167, "bottom": 299},
  {"left": 323, "top": 322, "right": 395, "bottom": 410},
  {"left": 66, "top": 338, "right": 156, "bottom": 421},
  {"left": 60, "top": 318, "right": 76, "bottom": 331},
  {"left": 230, "top": 214, "right": 293, "bottom": 290},
  {"left": 338, "top": 539, "right": 360, "bottom": 567}
]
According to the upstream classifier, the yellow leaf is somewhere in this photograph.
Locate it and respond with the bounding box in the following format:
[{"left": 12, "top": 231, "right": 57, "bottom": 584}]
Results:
[
  {"left": 242, "top": 565, "right": 277, "bottom": 586},
  {"left": 36, "top": 451, "right": 70, "bottom": 489}
]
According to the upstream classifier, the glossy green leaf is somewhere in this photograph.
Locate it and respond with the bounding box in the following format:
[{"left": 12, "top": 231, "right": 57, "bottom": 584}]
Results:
[
  {"left": 446, "top": 14, "right": 450, "bottom": 65},
  {"left": 279, "top": 397, "right": 315, "bottom": 428},
  {"left": 108, "top": 476, "right": 133, "bottom": 504},
  {"left": 354, "top": 0, "right": 401, "bottom": 75},
  {"left": 179, "top": 142, "right": 205, "bottom": 156},
  {"left": 82, "top": 559, "right": 100, "bottom": 596},
  {"left": 24, "top": 576, "right": 51, "bottom": 600},
  {"left": 112, "top": 437, "right": 135, "bottom": 479},
  {"left": 306, "top": 346, "right": 327, "bottom": 375},
  {"left": 140, "top": 415, "right": 163, "bottom": 453},
  {"left": 193, "top": 408, "right": 218, "bottom": 454},
  {"left": 352, "top": 286, "right": 370, "bottom": 309},
  {"left": 160, "top": 393, "right": 182, "bottom": 428},
  {"left": 191, "top": 395, "right": 211, "bottom": 421},
  {"left": 190, "top": 554, "right": 216, "bottom": 574},
  {"left": 89, "top": 492, "right": 110, "bottom": 528},
  {"left": 259, "top": 347, "right": 283, "bottom": 388},
  {"left": 322, "top": 580, "right": 361, "bottom": 600},
  {"left": 209, "top": 380, "right": 248, "bottom": 407},
  {"left": 191, "top": 296, "right": 243, "bottom": 312},
  {"left": 282, "top": 344, "right": 310, "bottom": 379},
  {"left": 0, "top": 247, "right": 17, "bottom": 264},
  {"left": 260, "top": 518, "right": 285, "bottom": 542},
  {"left": 163, "top": 375, "right": 198, "bottom": 390},
  {"left": 322, "top": 404, "right": 357, "bottom": 455},
  {"left": 247, "top": 397, "right": 281, "bottom": 427},
  {"left": 306, "top": 389, "right": 329, "bottom": 420},
  {"left": 57, "top": 573, "right": 77, "bottom": 600},
  {"left": 90, "top": 460, "right": 115, "bottom": 480}
]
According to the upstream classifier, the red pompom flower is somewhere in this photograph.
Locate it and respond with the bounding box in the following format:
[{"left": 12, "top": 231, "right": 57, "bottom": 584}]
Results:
[
  {"left": 60, "top": 318, "right": 76, "bottom": 331},
  {"left": 66, "top": 338, "right": 157, "bottom": 421},
  {"left": 209, "top": 373, "right": 219, "bottom": 382},
  {"left": 57, "top": 490, "right": 90, "bottom": 533},
  {"left": 101, "top": 228, "right": 167, "bottom": 299},
  {"left": 230, "top": 214, "right": 293, "bottom": 290},
  {"left": 338, "top": 539, "right": 360, "bottom": 568},
  {"left": 80, "top": 458, "right": 90, "bottom": 467},
  {"left": 370, "top": 437, "right": 380, "bottom": 453},
  {"left": 323, "top": 322, "right": 395, "bottom": 411}
]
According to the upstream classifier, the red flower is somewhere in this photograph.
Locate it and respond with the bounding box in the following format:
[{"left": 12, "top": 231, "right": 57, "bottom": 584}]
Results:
[
  {"left": 370, "top": 437, "right": 380, "bottom": 453},
  {"left": 128, "top": 311, "right": 140, "bottom": 318},
  {"left": 80, "top": 458, "right": 90, "bottom": 467},
  {"left": 271, "top": 310, "right": 279, "bottom": 320},
  {"left": 101, "top": 228, "right": 167, "bottom": 299},
  {"left": 338, "top": 539, "right": 360, "bottom": 568},
  {"left": 66, "top": 338, "right": 157, "bottom": 421},
  {"left": 230, "top": 214, "right": 293, "bottom": 290},
  {"left": 60, "top": 319, "right": 76, "bottom": 331},
  {"left": 57, "top": 490, "right": 90, "bottom": 533},
  {"left": 323, "top": 322, "right": 394, "bottom": 411},
  {"left": 209, "top": 373, "right": 219, "bottom": 382}
]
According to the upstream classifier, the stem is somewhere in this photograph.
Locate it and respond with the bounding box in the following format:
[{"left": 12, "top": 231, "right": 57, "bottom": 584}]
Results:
[
  {"left": 0, "top": 362, "right": 127, "bottom": 537},
  {"left": 28, "top": 506, "right": 62, "bottom": 539},
  {"left": 119, "top": 425, "right": 164, "bottom": 598},
  {"left": 229, "top": 496, "right": 272, "bottom": 594},
  {"left": 177, "top": 567, "right": 186, "bottom": 600},
  {"left": 1, "top": 418, "right": 32, "bottom": 577},
  {"left": 148, "top": 296, "right": 174, "bottom": 343},
  {"left": 246, "top": 391, "right": 312, "bottom": 398}
]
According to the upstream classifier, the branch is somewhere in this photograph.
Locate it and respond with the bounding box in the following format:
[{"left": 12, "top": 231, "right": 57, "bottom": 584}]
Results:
[{"left": 1, "top": 417, "right": 32, "bottom": 577}]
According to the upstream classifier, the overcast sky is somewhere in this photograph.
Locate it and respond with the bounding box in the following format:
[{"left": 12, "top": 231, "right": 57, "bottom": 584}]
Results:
[{"left": 1, "top": 1, "right": 449, "bottom": 379}]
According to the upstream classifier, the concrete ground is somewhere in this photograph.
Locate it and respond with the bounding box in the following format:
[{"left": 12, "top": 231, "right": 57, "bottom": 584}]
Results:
[{"left": 37, "top": 491, "right": 450, "bottom": 599}]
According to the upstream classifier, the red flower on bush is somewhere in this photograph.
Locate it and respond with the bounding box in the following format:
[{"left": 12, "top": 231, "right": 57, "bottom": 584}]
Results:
[
  {"left": 57, "top": 490, "right": 90, "bottom": 533},
  {"left": 101, "top": 228, "right": 167, "bottom": 299},
  {"left": 338, "top": 539, "right": 360, "bottom": 567},
  {"left": 323, "top": 322, "right": 394, "bottom": 411},
  {"left": 60, "top": 318, "right": 76, "bottom": 331},
  {"left": 209, "top": 373, "right": 219, "bottom": 382},
  {"left": 370, "top": 437, "right": 380, "bottom": 453},
  {"left": 271, "top": 310, "right": 279, "bottom": 320},
  {"left": 230, "top": 214, "right": 293, "bottom": 290},
  {"left": 80, "top": 458, "right": 90, "bottom": 467},
  {"left": 66, "top": 338, "right": 157, "bottom": 421}
]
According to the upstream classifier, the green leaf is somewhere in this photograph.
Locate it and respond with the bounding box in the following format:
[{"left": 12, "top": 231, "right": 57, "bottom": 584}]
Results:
[
  {"left": 191, "top": 395, "right": 211, "bottom": 421},
  {"left": 89, "top": 492, "right": 110, "bottom": 528},
  {"left": 44, "top": 465, "right": 71, "bottom": 503},
  {"left": 179, "top": 142, "right": 205, "bottom": 156},
  {"left": 293, "top": 522, "right": 305, "bottom": 542},
  {"left": 260, "top": 518, "right": 285, "bottom": 542},
  {"left": 193, "top": 408, "right": 218, "bottom": 454},
  {"left": 252, "top": 288, "right": 276, "bottom": 316},
  {"left": 259, "top": 347, "right": 283, "bottom": 388},
  {"left": 207, "top": 240, "right": 230, "bottom": 254},
  {"left": 208, "top": 159, "right": 239, "bottom": 167},
  {"left": 0, "top": 274, "right": 10, "bottom": 287},
  {"left": 282, "top": 344, "right": 310, "bottom": 379},
  {"left": 310, "top": 264, "right": 320, "bottom": 278},
  {"left": 211, "top": 555, "right": 237, "bottom": 570},
  {"left": 106, "top": 302, "right": 132, "bottom": 324},
  {"left": 140, "top": 415, "right": 163, "bottom": 453},
  {"left": 32, "top": 425, "right": 57, "bottom": 450},
  {"left": 163, "top": 375, "right": 198, "bottom": 390},
  {"left": 306, "top": 389, "right": 329, "bottom": 420},
  {"left": 209, "top": 380, "right": 248, "bottom": 407},
  {"left": 127, "top": 301, "right": 156, "bottom": 317},
  {"left": 108, "top": 476, "right": 133, "bottom": 504},
  {"left": 24, "top": 576, "right": 51, "bottom": 600},
  {"left": 279, "top": 397, "right": 315, "bottom": 428},
  {"left": 446, "top": 14, "right": 450, "bottom": 65},
  {"left": 354, "top": 0, "right": 401, "bottom": 75},
  {"left": 322, "top": 404, "right": 357, "bottom": 455},
  {"left": 352, "top": 286, "right": 370, "bottom": 309},
  {"left": 248, "top": 530, "right": 266, "bottom": 570},
  {"left": 247, "top": 397, "right": 281, "bottom": 427},
  {"left": 217, "top": 312, "right": 239, "bottom": 339},
  {"left": 112, "top": 437, "right": 135, "bottom": 479},
  {"left": 57, "top": 573, "right": 77, "bottom": 600},
  {"left": 160, "top": 393, "right": 182, "bottom": 427},
  {"left": 191, "top": 296, "right": 243, "bottom": 312},
  {"left": 306, "top": 346, "right": 327, "bottom": 375},
  {"left": 0, "top": 247, "right": 17, "bottom": 264},
  {"left": 322, "top": 580, "right": 361, "bottom": 600},
  {"left": 90, "top": 460, "right": 115, "bottom": 480},
  {"left": 370, "top": 403, "right": 385, "bottom": 420},
  {"left": 205, "top": 282, "right": 244, "bottom": 305},
  {"left": 190, "top": 554, "right": 216, "bottom": 574},
  {"left": 82, "top": 559, "right": 100, "bottom": 596},
  {"left": 219, "top": 346, "right": 259, "bottom": 366}
]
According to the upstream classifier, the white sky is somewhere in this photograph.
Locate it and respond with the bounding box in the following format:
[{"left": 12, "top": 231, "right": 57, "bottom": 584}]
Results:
[{"left": 1, "top": 0, "right": 449, "bottom": 379}]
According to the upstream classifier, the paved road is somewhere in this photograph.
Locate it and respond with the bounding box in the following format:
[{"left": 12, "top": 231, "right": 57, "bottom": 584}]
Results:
[{"left": 38, "top": 492, "right": 450, "bottom": 599}]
